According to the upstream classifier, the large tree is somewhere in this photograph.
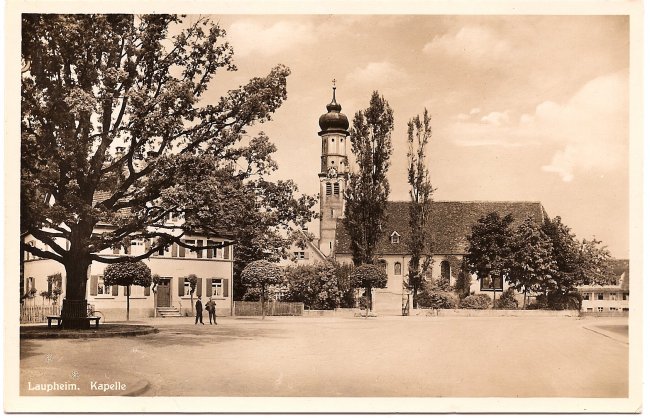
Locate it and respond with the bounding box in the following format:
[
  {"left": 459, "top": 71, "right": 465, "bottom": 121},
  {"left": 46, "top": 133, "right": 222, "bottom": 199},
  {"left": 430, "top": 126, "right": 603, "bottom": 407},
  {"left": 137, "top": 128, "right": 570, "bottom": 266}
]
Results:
[
  {"left": 541, "top": 216, "right": 613, "bottom": 308},
  {"left": 405, "top": 109, "right": 435, "bottom": 309},
  {"left": 20, "top": 14, "right": 308, "bottom": 328},
  {"left": 465, "top": 212, "right": 515, "bottom": 307},
  {"left": 343, "top": 91, "right": 394, "bottom": 266},
  {"left": 350, "top": 263, "right": 388, "bottom": 312},
  {"left": 509, "top": 216, "right": 556, "bottom": 308}
]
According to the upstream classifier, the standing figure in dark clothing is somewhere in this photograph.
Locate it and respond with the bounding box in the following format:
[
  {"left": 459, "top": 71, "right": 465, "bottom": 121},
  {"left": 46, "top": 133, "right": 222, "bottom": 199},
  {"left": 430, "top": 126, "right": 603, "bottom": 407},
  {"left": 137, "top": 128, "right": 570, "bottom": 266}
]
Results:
[
  {"left": 195, "top": 297, "right": 204, "bottom": 325},
  {"left": 206, "top": 298, "right": 217, "bottom": 325}
]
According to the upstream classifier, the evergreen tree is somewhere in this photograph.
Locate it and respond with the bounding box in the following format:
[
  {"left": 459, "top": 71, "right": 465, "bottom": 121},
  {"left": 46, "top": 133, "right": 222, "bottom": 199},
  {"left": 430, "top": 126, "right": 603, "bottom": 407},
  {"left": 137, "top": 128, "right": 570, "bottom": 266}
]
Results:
[
  {"left": 405, "top": 109, "right": 435, "bottom": 309},
  {"left": 343, "top": 91, "right": 394, "bottom": 266}
]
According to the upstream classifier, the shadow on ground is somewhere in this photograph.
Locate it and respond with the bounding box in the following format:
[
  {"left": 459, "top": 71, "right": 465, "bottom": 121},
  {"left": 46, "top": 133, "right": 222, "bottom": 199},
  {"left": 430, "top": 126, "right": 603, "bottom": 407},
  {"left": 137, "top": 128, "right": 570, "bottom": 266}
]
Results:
[{"left": 138, "top": 325, "right": 288, "bottom": 348}]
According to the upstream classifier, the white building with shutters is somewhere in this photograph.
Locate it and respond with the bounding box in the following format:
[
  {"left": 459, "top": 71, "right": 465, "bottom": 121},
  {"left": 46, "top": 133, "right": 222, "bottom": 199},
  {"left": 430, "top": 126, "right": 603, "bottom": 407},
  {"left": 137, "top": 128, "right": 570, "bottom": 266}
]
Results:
[{"left": 21, "top": 225, "right": 234, "bottom": 320}]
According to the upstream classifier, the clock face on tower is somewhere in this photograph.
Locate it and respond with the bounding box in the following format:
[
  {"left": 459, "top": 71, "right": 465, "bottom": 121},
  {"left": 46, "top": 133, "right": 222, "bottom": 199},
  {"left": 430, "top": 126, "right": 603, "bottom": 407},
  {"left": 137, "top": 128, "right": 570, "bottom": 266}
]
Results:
[{"left": 327, "top": 167, "right": 338, "bottom": 178}]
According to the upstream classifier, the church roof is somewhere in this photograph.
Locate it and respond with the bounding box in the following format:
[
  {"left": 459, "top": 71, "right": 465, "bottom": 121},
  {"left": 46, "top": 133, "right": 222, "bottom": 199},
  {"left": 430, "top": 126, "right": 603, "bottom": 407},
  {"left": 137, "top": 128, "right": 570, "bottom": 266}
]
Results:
[{"left": 334, "top": 200, "right": 547, "bottom": 256}]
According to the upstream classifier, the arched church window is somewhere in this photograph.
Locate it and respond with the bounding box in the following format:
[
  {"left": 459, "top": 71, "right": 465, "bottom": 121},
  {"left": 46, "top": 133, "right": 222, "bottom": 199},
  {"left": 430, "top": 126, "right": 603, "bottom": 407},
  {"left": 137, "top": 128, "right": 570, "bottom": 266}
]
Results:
[
  {"left": 326, "top": 182, "right": 332, "bottom": 195},
  {"left": 394, "top": 262, "right": 402, "bottom": 276},
  {"left": 378, "top": 259, "right": 387, "bottom": 273},
  {"left": 333, "top": 183, "right": 340, "bottom": 195},
  {"left": 441, "top": 261, "right": 451, "bottom": 284}
]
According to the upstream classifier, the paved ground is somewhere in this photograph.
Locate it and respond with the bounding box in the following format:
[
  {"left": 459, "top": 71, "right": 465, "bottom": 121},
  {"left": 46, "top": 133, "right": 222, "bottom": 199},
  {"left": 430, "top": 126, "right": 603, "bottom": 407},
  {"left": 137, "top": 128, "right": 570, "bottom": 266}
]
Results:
[{"left": 20, "top": 315, "right": 628, "bottom": 397}]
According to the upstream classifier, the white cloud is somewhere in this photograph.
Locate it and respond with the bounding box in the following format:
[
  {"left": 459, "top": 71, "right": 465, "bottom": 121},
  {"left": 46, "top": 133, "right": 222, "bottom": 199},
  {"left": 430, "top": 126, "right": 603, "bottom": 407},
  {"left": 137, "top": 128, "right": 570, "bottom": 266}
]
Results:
[
  {"left": 443, "top": 71, "right": 628, "bottom": 181},
  {"left": 481, "top": 111, "right": 511, "bottom": 126},
  {"left": 228, "top": 20, "right": 316, "bottom": 57},
  {"left": 423, "top": 26, "right": 511, "bottom": 64},
  {"left": 346, "top": 61, "right": 406, "bottom": 86}
]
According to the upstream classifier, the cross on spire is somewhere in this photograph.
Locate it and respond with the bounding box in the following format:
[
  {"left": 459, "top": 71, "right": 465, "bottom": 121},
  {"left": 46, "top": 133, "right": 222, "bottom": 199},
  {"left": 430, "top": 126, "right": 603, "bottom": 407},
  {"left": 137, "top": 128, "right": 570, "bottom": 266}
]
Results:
[
  {"left": 332, "top": 78, "right": 337, "bottom": 89},
  {"left": 331, "top": 78, "right": 337, "bottom": 103}
]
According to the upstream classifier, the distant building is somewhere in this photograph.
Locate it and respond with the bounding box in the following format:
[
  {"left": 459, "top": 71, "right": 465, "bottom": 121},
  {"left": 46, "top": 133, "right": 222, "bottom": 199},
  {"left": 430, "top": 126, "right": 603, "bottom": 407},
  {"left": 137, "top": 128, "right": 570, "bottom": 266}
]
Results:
[
  {"left": 314, "top": 87, "right": 548, "bottom": 314},
  {"left": 578, "top": 259, "right": 629, "bottom": 313}
]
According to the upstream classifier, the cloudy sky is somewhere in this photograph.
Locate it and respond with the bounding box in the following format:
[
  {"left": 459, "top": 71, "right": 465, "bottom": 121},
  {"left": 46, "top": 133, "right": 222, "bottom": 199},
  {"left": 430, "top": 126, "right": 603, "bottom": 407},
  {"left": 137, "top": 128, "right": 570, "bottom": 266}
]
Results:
[{"left": 196, "top": 15, "right": 629, "bottom": 258}]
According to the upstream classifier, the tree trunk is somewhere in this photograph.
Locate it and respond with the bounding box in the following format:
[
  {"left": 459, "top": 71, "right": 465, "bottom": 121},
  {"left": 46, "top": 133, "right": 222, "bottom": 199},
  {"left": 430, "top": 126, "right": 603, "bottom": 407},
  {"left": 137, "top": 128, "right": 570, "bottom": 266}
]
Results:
[
  {"left": 126, "top": 286, "right": 130, "bottom": 321},
  {"left": 191, "top": 293, "right": 194, "bottom": 315},
  {"left": 261, "top": 287, "right": 266, "bottom": 320},
  {"left": 366, "top": 285, "right": 372, "bottom": 312},
  {"left": 523, "top": 288, "right": 528, "bottom": 309},
  {"left": 61, "top": 242, "right": 92, "bottom": 329},
  {"left": 412, "top": 283, "right": 419, "bottom": 309}
]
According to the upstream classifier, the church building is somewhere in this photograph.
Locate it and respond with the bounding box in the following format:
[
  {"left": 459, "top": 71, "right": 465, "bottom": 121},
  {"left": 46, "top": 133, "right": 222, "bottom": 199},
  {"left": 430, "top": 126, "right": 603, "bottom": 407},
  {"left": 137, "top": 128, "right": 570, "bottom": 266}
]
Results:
[{"left": 315, "top": 86, "right": 547, "bottom": 315}]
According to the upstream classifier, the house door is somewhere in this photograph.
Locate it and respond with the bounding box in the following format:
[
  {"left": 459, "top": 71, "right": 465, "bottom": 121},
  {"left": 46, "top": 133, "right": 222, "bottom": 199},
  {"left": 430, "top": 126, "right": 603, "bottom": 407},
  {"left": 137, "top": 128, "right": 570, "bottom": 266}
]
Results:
[{"left": 157, "top": 279, "right": 171, "bottom": 307}]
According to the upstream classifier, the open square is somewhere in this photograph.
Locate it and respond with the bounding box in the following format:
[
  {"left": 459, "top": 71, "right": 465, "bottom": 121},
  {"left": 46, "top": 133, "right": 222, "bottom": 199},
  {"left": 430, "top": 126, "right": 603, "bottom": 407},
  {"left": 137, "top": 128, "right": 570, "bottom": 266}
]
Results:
[{"left": 20, "top": 315, "right": 628, "bottom": 397}]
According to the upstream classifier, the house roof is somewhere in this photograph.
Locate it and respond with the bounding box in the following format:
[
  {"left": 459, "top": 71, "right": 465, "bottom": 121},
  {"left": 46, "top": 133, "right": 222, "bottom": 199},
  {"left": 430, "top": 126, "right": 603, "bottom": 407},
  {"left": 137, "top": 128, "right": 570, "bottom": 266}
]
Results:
[{"left": 335, "top": 200, "right": 547, "bottom": 256}]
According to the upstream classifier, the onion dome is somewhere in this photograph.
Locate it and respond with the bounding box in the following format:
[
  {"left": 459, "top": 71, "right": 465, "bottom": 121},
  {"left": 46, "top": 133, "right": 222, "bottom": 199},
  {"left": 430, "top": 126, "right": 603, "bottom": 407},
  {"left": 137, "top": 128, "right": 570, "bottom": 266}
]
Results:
[{"left": 318, "top": 85, "right": 349, "bottom": 135}]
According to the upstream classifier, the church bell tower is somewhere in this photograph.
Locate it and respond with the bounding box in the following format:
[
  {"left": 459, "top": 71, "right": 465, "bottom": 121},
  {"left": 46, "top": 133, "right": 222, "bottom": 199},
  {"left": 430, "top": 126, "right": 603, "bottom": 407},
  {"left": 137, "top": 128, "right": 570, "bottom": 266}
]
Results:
[{"left": 318, "top": 81, "right": 350, "bottom": 256}]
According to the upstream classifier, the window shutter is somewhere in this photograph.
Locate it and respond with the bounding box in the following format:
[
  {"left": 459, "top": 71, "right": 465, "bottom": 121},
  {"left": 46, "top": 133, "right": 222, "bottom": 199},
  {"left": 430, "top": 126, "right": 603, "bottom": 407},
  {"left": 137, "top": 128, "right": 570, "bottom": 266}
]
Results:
[
  {"left": 197, "top": 240, "right": 203, "bottom": 258},
  {"left": 222, "top": 279, "right": 229, "bottom": 298},
  {"left": 90, "top": 276, "right": 98, "bottom": 296},
  {"left": 196, "top": 278, "right": 202, "bottom": 297},
  {"left": 178, "top": 277, "right": 185, "bottom": 297},
  {"left": 144, "top": 284, "right": 150, "bottom": 296},
  {"left": 172, "top": 243, "right": 178, "bottom": 257},
  {"left": 206, "top": 242, "right": 213, "bottom": 259},
  {"left": 224, "top": 244, "right": 230, "bottom": 260},
  {"left": 112, "top": 284, "right": 119, "bottom": 296},
  {"left": 206, "top": 279, "right": 212, "bottom": 297},
  {"left": 179, "top": 244, "right": 185, "bottom": 258}
]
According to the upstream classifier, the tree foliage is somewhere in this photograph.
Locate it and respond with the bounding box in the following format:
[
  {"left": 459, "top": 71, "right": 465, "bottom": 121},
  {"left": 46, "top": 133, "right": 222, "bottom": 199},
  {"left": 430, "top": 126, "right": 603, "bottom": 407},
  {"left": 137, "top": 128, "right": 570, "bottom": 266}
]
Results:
[
  {"left": 103, "top": 259, "right": 152, "bottom": 320},
  {"left": 241, "top": 260, "right": 285, "bottom": 318},
  {"left": 350, "top": 263, "right": 388, "bottom": 311},
  {"left": 21, "top": 14, "right": 313, "bottom": 327},
  {"left": 343, "top": 91, "right": 394, "bottom": 266},
  {"left": 454, "top": 258, "right": 473, "bottom": 298},
  {"left": 465, "top": 212, "right": 515, "bottom": 285},
  {"left": 405, "top": 109, "right": 435, "bottom": 308},
  {"left": 103, "top": 260, "right": 152, "bottom": 288},
  {"left": 508, "top": 216, "right": 556, "bottom": 307},
  {"left": 284, "top": 261, "right": 342, "bottom": 310}
]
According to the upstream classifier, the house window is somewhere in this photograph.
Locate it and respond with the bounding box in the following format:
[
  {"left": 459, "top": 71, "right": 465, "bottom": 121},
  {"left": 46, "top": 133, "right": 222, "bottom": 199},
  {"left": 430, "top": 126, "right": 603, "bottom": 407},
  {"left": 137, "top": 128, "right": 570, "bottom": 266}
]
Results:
[
  {"left": 390, "top": 232, "right": 400, "bottom": 244},
  {"left": 583, "top": 293, "right": 591, "bottom": 300},
  {"left": 440, "top": 261, "right": 451, "bottom": 284},
  {"left": 207, "top": 240, "right": 224, "bottom": 259},
  {"left": 97, "top": 276, "right": 112, "bottom": 295},
  {"left": 326, "top": 183, "right": 332, "bottom": 196},
  {"left": 587, "top": 308, "right": 593, "bottom": 312},
  {"left": 378, "top": 260, "right": 387, "bottom": 273},
  {"left": 481, "top": 276, "right": 503, "bottom": 291},
  {"left": 623, "top": 293, "right": 628, "bottom": 300},
  {"left": 333, "top": 183, "right": 340, "bottom": 195},
  {"left": 211, "top": 279, "right": 223, "bottom": 297},
  {"left": 610, "top": 293, "right": 617, "bottom": 300},
  {"left": 394, "top": 262, "right": 402, "bottom": 276},
  {"left": 294, "top": 251, "right": 305, "bottom": 260},
  {"left": 184, "top": 278, "right": 194, "bottom": 296},
  {"left": 609, "top": 307, "right": 618, "bottom": 311},
  {"left": 597, "top": 307, "right": 604, "bottom": 312},
  {"left": 184, "top": 239, "right": 195, "bottom": 258},
  {"left": 597, "top": 293, "right": 604, "bottom": 300},
  {"left": 623, "top": 308, "right": 629, "bottom": 312}
]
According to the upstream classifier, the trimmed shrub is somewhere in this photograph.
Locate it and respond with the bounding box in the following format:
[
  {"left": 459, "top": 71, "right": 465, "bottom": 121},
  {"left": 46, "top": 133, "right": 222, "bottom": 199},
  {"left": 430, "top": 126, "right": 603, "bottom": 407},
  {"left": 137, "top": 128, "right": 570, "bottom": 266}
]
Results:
[
  {"left": 416, "top": 290, "right": 459, "bottom": 309},
  {"left": 495, "top": 288, "right": 519, "bottom": 309},
  {"left": 459, "top": 294, "right": 492, "bottom": 309}
]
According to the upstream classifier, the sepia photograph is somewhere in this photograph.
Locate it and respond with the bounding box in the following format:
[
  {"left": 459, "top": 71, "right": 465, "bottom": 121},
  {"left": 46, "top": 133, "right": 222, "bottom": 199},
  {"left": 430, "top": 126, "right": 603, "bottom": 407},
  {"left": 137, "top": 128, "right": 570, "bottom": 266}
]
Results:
[{"left": 4, "top": 0, "right": 644, "bottom": 413}]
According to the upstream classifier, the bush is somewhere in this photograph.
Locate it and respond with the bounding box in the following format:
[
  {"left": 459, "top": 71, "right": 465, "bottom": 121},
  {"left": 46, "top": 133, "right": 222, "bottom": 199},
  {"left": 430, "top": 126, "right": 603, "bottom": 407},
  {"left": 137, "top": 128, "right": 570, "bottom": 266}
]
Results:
[
  {"left": 495, "top": 288, "right": 519, "bottom": 309},
  {"left": 546, "top": 291, "right": 582, "bottom": 310},
  {"left": 459, "top": 294, "right": 492, "bottom": 309},
  {"left": 416, "top": 290, "right": 458, "bottom": 309}
]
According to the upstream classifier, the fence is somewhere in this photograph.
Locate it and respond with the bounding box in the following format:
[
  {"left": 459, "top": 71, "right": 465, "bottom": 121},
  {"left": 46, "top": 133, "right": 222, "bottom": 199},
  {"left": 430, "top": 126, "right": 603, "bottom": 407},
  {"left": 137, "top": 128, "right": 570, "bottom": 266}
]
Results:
[
  {"left": 20, "top": 304, "right": 62, "bottom": 323},
  {"left": 234, "top": 301, "right": 303, "bottom": 317}
]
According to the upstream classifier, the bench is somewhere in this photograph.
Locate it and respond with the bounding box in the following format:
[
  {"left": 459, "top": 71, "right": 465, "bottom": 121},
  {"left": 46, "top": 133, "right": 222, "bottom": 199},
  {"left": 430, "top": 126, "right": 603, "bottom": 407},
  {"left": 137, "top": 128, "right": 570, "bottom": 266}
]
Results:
[{"left": 47, "top": 315, "right": 101, "bottom": 329}]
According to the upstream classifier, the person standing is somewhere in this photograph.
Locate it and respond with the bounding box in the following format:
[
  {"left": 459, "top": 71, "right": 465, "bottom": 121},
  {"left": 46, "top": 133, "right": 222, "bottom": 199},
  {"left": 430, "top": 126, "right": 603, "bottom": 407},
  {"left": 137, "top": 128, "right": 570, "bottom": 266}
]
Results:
[
  {"left": 195, "top": 296, "right": 204, "bottom": 325},
  {"left": 207, "top": 298, "right": 217, "bottom": 325}
]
